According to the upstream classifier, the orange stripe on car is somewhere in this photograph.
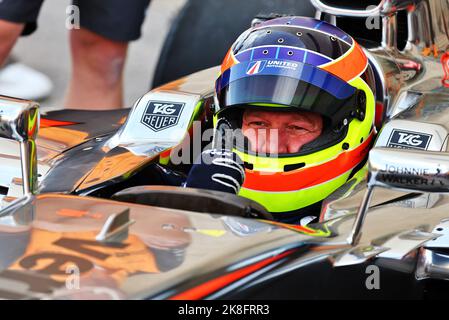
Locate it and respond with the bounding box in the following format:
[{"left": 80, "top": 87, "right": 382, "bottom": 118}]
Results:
[
  {"left": 41, "top": 118, "right": 79, "bottom": 128},
  {"left": 169, "top": 250, "right": 294, "bottom": 300}
]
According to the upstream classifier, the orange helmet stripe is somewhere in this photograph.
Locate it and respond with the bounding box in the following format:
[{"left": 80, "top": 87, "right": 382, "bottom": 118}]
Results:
[
  {"left": 220, "top": 48, "right": 239, "bottom": 75},
  {"left": 320, "top": 41, "right": 367, "bottom": 82},
  {"left": 243, "top": 131, "right": 373, "bottom": 192}
]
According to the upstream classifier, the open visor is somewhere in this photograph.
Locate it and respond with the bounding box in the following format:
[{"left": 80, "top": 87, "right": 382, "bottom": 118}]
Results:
[{"left": 216, "top": 60, "right": 365, "bottom": 128}]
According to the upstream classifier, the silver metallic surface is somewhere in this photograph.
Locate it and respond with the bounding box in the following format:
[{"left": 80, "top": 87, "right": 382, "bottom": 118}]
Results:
[
  {"left": 332, "top": 244, "right": 389, "bottom": 267},
  {"left": 75, "top": 68, "right": 217, "bottom": 193},
  {"left": 107, "top": 91, "right": 201, "bottom": 156},
  {"left": 0, "top": 96, "right": 39, "bottom": 196},
  {"left": 333, "top": 0, "right": 449, "bottom": 118},
  {"left": 2, "top": 187, "right": 449, "bottom": 298},
  {"left": 382, "top": 13, "right": 397, "bottom": 50},
  {"left": 392, "top": 193, "right": 441, "bottom": 209},
  {"left": 416, "top": 248, "right": 449, "bottom": 280},
  {"left": 368, "top": 148, "right": 449, "bottom": 193},
  {"left": 374, "top": 118, "right": 449, "bottom": 151},
  {"left": 424, "top": 219, "right": 449, "bottom": 249},
  {"left": 416, "top": 219, "right": 449, "bottom": 282},
  {"left": 0, "top": 194, "right": 35, "bottom": 224},
  {"left": 344, "top": 147, "right": 449, "bottom": 246},
  {"left": 375, "top": 229, "right": 440, "bottom": 259},
  {"left": 347, "top": 187, "right": 374, "bottom": 246},
  {"left": 0, "top": 108, "right": 128, "bottom": 205},
  {"left": 310, "top": 0, "right": 387, "bottom": 17},
  {"left": 0, "top": 96, "right": 39, "bottom": 143},
  {"left": 0, "top": 194, "right": 323, "bottom": 299},
  {"left": 19, "top": 140, "right": 36, "bottom": 196},
  {"left": 2, "top": 1, "right": 449, "bottom": 298},
  {"left": 1, "top": 66, "right": 217, "bottom": 197},
  {"left": 95, "top": 208, "right": 134, "bottom": 243}
]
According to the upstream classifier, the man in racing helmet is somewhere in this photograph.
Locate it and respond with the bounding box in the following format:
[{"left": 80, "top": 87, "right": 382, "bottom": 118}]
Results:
[{"left": 213, "top": 16, "right": 377, "bottom": 225}]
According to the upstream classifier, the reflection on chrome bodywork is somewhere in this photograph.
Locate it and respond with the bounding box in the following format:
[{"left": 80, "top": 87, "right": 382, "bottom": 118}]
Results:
[
  {"left": 3, "top": 168, "right": 449, "bottom": 298},
  {"left": 331, "top": 245, "right": 389, "bottom": 267},
  {"left": 2, "top": 1, "right": 449, "bottom": 299},
  {"left": 417, "top": 248, "right": 449, "bottom": 280},
  {"left": 0, "top": 194, "right": 311, "bottom": 299},
  {"left": 0, "top": 96, "right": 39, "bottom": 197},
  {"left": 369, "top": 148, "right": 449, "bottom": 193}
]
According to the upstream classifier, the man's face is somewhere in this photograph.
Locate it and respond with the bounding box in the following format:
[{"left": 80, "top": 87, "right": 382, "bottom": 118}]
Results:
[{"left": 242, "top": 109, "right": 323, "bottom": 154}]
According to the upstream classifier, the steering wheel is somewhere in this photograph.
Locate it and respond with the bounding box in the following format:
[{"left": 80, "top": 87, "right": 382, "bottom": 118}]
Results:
[{"left": 112, "top": 185, "right": 273, "bottom": 221}]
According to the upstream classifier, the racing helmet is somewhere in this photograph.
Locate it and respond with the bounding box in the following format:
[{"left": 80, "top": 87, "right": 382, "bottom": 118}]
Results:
[{"left": 213, "top": 17, "right": 376, "bottom": 222}]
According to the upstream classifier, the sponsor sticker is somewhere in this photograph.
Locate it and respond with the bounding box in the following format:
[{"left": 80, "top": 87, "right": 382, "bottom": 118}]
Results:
[
  {"left": 246, "top": 60, "right": 267, "bottom": 75},
  {"left": 246, "top": 60, "right": 299, "bottom": 75},
  {"left": 266, "top": 60, "right": 299, "bottom": 71},
  {"left": 141, "top": 101, "right": 185, "bottom": 132},
  {"left": 387, "top": 129, "right": 432, "bottom": 150}
]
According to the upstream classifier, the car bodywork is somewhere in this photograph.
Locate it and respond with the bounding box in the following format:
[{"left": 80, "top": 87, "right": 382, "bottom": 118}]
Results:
[{"left": 1, "top": 0, "right": 449, "bottom": 299}]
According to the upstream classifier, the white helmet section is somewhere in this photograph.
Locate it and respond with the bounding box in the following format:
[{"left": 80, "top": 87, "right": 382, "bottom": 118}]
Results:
[{"left": 108, "top": 91, "right": 201, "bottom": 156}]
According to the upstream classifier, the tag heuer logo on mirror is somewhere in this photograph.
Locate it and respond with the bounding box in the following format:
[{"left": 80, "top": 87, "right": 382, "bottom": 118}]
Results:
[
  {"left": 387, "top": 129, "right": 432, "bottom": 150},
  {"left": 141, "top": 101, "right": 185, "bottom": 132}
]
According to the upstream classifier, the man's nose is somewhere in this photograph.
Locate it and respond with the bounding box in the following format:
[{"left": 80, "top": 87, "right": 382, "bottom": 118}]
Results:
[{"left": 267, "top": 129, "right": 288, "bottom": 154}]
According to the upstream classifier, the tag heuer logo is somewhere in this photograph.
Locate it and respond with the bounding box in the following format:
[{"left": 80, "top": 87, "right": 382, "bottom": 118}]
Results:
[
  {"left": 387, "top": 129, "right": 432, "bottom": 150},
  {"left": 141, "top": 101, "right": 185, "bottom": 132}
]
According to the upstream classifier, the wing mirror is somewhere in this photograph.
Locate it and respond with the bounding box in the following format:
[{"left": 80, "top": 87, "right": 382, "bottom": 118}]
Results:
[
  {"left": 0, "top": 96, "right": 39, "bottom": 196},
  {"left": 348, "top": 147, "right": 449, "bottom": 245}
]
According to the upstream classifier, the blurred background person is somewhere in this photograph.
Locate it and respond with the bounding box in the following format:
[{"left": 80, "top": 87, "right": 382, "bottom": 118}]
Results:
[{"left": 0, "top": 0, "right": 151, "bottom": 110}]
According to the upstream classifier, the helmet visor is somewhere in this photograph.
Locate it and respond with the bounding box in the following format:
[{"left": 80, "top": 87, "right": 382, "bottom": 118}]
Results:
[{"left": 216, "top": 60, "right": 364, "bottom": 128}]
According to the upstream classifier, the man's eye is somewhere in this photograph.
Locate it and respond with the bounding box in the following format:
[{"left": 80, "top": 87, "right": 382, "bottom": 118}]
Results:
[
  {"left": 250, "top": 121, "right": 268, "bottom": 127},
  {"left": 288, "top": 125, "right": 306, "bottom": 131}
]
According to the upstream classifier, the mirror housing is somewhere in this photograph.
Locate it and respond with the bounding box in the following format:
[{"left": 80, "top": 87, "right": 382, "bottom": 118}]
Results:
[
  {"left": 348, "top": 147, "right": 449, "bottom": 245},
  {"left": 368, "top": 148, "right": 449, "bottom": 193},
  {"left": 0, "top": 96, "right": 39, "bottom": 195}
]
